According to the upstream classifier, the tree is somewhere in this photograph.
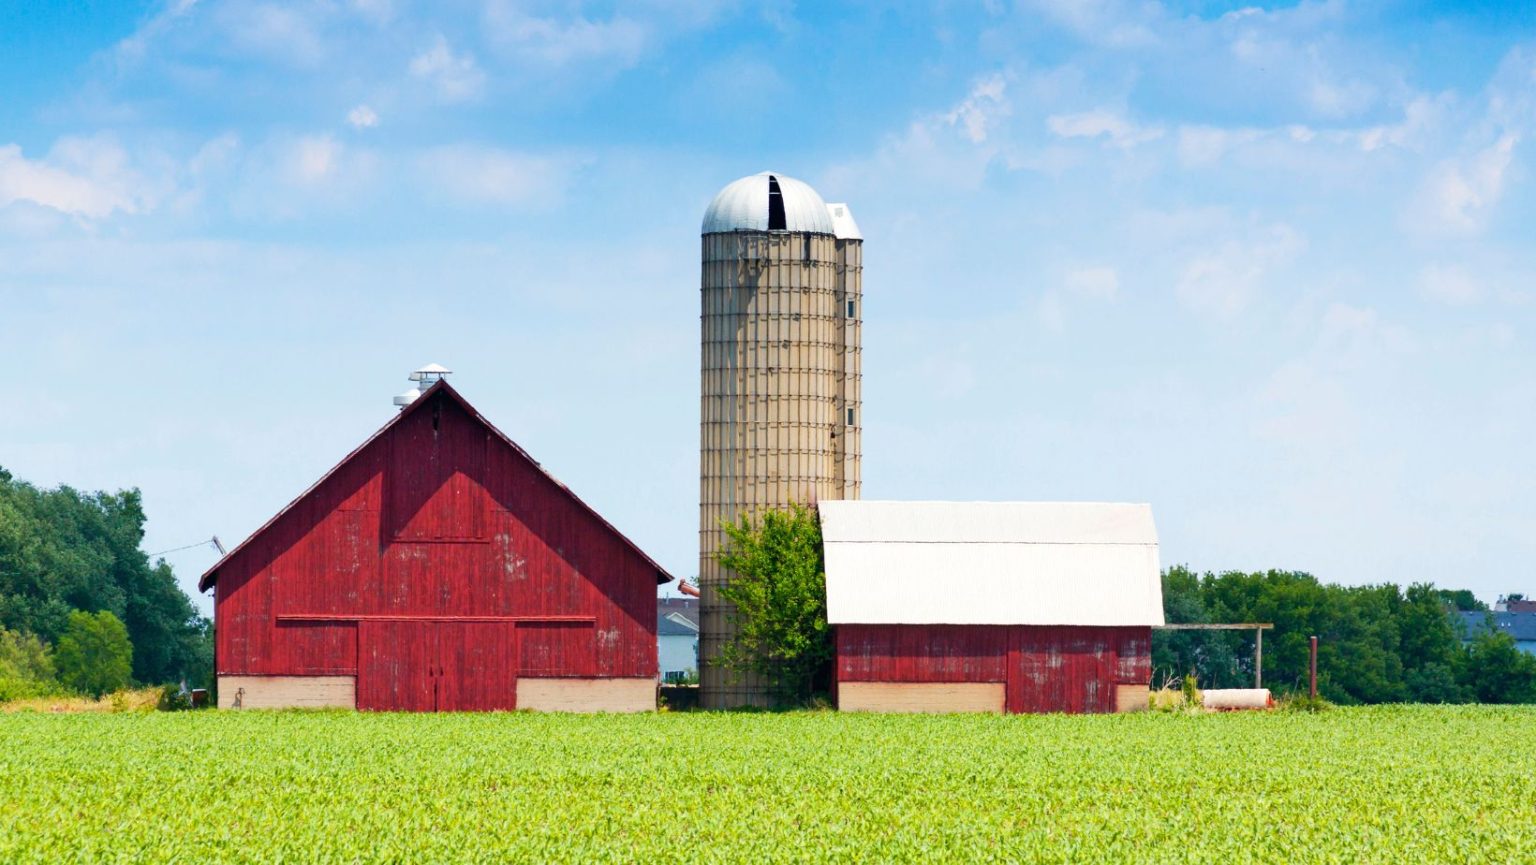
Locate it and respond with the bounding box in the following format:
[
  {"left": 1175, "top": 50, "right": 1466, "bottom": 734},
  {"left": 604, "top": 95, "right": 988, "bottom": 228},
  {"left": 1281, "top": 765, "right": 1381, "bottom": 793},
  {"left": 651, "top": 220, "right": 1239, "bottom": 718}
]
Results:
[
  {"left": 54, "top": 610, "right": 133, "bottom": 698},
  {"left": 1405, "top": 663, "right": 1468, "bottom": 704},
  {"left": 0, "top": 468, "right": 211, "bottom": 686},
  {"left": 0, "top": 627, "right": 58, "bottom": 701},
  {"left": 1437, "top": 589, "right": 1487, "bottom": 612},
  {"left": 714, "top": 503, "right": 832, "bottom": 706},
  {"left": 1458, "top": 631, "right": 1536, "bottom": 704}
]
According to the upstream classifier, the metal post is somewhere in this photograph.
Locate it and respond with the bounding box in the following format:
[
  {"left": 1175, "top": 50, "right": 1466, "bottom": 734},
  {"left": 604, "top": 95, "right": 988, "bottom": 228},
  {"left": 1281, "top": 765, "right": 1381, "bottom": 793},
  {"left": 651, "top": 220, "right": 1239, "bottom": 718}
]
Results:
[
  {"left": 1309, "top": 635, "right": 1318, "bottom": 700},
  {"left": 1254, "top": 627, "right": 1263, "bottom": 689}
]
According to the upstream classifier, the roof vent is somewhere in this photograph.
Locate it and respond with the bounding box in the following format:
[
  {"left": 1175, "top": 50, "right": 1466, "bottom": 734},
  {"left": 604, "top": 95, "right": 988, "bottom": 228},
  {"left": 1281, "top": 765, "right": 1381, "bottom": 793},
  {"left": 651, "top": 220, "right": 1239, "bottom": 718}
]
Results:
[{"left": 393, "top": 363, "right": 452, "bottom": 410}]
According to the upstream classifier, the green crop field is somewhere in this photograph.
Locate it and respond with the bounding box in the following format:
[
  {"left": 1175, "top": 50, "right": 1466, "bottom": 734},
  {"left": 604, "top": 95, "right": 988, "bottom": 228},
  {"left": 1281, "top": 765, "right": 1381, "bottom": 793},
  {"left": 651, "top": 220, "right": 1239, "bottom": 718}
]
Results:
[{"left": 3, "top": 705, "right": 1532, "bottom": 863}]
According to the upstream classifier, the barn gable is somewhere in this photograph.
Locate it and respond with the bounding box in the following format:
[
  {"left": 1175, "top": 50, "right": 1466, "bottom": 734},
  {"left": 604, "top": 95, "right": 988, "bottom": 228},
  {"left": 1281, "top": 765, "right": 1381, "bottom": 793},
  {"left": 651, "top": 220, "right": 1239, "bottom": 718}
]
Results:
[{"left": 200, "top": 380, "right": 673, "bottom": 592}]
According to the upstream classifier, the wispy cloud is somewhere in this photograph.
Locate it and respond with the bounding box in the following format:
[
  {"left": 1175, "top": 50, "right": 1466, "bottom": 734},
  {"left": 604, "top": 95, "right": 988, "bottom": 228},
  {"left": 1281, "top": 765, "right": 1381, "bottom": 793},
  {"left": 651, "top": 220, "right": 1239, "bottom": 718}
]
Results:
[
  {"left": 416, "top": 145, "right": 572, "bottom": 207},
  {"left": 1412, "top": 134, "right": 1521, "bottom": 235},
  {"left": 1048, "top": 109, "right": 1163, "bottom": 148},
  {"left": 0, "top": 137, "right": 155, "bottom": 220},
  {"left": 347, "top": 105, "right": 379, "bottom": 129},
  {"left": 410, "top": 35, "right": 485, "bottom": 102}
]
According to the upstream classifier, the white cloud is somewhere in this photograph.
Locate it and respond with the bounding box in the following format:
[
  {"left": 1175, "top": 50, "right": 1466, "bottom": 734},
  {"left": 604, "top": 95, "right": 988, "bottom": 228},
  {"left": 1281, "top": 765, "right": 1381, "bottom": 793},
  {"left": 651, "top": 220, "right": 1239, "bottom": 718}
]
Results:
[
  {"left": 410, "top": 35, "right": 485, "bottom": 102},
  {"left": 347, "top": 105, "right": 380, "bottom": 129},
  {"left": 1036, "top": 265, "right": 1118, "bottom": 331},
  {"left": 483, "top": 4, "right": 648, "bottom": 67},
  {"left": 1022, "top": 0, "right": 1159, "bottom": 47},
  {"left": 1415, "top": 134, "right": 1520, "bottom": 234},
  {"left": 1065, "top": 266, "right": 1119, "bottom": 300},
  {"left": 291, "top": 135, "right": 341, "bottom": 184},
  {"left": 218, "top": 3, "right": 327, "bottom": 67},
  {"left": 1419, "top": 265, "right": 1482, "bottom": 306},
  {"left": 1047, "top": 110, "right": 1163, "bottom": 148},
  {"left": 0, "top": 138, "right": 150, "bottom": 220},
  {"left": 1176, "top": 223, "right": 1304, "bottom": 318},
  {"left": 417, "top": 145, "right": 570, "bottom": 206},
  {"left": 945, "top": 75, "right": 1009, "bottom": 144},
  {"left": 1176, "top": 125, "right": 1264, "bottom": 166}
]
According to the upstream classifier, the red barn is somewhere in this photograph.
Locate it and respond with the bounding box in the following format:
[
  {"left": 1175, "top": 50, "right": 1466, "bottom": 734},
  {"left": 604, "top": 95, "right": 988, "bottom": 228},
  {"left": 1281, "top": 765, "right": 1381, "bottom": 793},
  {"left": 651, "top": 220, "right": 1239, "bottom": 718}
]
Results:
[
  {"left": 820, "top": 501, "right": 1163, "bottom": 714},
  {"left": 199, "top": 379, "right": 672, "bottom": 712}
]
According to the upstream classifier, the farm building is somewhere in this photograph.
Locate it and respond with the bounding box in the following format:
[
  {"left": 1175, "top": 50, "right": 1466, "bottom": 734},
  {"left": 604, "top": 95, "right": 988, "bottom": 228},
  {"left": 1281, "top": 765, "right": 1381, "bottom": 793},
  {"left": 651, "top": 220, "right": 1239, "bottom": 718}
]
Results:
[
  {"left": 822, "top": 501, "right": 1163, "bottom": 714},
  {"left": 199, "top": 376, "right": 672, "bottom": 712},
  {"left": 1458, "top": 610, "right": 1536, "bottom": 656},
  {"left": 657, "top": 597, "right": 700, "bottom": 681}
]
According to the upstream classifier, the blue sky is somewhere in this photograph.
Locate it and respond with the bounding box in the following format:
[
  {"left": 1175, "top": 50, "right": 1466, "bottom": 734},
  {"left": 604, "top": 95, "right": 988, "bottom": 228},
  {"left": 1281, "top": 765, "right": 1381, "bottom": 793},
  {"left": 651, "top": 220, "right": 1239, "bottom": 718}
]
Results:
[{"left": 2, "top": 0, "right": 1533, "bottom": 614}]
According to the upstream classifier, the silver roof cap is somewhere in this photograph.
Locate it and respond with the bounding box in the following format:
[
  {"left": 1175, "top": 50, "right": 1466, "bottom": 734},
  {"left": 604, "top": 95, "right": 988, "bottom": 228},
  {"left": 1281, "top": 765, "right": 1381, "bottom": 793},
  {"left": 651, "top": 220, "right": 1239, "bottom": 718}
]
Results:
[
  {"left": 825, "top": 202, "right": 861, "bottom": 240},
  {"left": 702, "top": 171, "right": 836, "bottom": 235}
]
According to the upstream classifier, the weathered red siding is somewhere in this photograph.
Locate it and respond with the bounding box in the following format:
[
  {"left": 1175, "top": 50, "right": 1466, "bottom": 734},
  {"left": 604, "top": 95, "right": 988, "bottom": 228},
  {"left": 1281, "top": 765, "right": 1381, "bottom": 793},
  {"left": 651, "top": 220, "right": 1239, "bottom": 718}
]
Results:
[
  {"left": 836, "top": 624, "right": 1152, "bottom": 715},
  {"left": 209, "top": 384, "right": 666, "bottom": 709}
]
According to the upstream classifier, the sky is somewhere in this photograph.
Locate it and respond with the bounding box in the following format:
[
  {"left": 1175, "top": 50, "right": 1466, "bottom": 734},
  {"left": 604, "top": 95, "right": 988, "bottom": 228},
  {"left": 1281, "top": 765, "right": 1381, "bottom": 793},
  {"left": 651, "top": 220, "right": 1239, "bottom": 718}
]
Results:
[{"left": 2, "top": 0, "right": 1534, "bottom": 616}]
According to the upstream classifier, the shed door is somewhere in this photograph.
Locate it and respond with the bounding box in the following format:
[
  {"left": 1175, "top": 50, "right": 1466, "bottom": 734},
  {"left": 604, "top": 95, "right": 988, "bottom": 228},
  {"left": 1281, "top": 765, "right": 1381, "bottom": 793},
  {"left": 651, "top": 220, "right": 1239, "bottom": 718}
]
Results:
[
  {"left": 358, "top": 620, "right": 437, "bottom": 711},
  {"left": 1006, "top": 628, "right": 1115, "bottom": 715}
]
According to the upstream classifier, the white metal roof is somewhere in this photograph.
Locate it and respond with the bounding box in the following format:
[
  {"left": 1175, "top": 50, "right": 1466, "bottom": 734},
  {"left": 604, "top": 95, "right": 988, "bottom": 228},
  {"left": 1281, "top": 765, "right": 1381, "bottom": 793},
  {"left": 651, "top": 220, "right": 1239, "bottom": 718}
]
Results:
[
  {"left": 702, "top": 172, "right": 836, "bottom": 235},
  {"left": 825, "top": 203, "right": 862, "bottom": 240},
  {"left": 820, "top": 501, "right": 1164, "bottom": 627}
]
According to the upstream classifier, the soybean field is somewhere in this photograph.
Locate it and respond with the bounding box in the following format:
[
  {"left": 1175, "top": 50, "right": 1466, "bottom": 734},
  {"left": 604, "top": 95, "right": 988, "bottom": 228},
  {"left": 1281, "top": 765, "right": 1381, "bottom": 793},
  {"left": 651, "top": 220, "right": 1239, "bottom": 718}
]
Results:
[{"left": 4, "top": 706, "right": 1533, "bottom": 863}]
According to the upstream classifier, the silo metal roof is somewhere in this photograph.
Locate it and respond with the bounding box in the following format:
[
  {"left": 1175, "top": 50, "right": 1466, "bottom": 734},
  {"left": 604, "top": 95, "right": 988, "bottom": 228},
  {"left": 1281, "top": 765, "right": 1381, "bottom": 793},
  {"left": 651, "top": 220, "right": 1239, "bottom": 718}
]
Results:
[{"left": 702, "top": 171, "right": 836, "bottom": 235}]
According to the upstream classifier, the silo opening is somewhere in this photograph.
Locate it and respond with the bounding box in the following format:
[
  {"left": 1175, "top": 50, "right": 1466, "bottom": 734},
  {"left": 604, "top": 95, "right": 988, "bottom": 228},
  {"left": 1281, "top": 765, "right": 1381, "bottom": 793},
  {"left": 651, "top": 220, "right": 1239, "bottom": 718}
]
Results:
[{"left": 767, "top": 175, "right": 787, "bottom": 230}]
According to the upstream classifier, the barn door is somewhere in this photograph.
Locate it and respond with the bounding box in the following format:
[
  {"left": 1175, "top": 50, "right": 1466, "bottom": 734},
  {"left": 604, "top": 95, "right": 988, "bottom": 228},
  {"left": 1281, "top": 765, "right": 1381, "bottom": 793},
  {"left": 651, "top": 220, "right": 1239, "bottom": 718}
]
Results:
[
  {"left": 436, "top": 622, "right": 518, "bottom": 712},
  {"left": 1006, "top": 627, "right": 1115, "bottom": 715},
  {"left": 358, "top": 620, "right": 437, "bottom": 711}
]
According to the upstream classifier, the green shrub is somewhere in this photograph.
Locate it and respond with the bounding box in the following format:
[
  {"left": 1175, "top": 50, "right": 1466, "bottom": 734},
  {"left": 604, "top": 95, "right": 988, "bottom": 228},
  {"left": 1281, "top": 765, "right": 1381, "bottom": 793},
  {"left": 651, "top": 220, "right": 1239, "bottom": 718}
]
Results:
[
  {"left": 714, "top": 503, "right": 832, "bottom": 707},
  {"left": 55, "top": 611, "right": 133, "bottom": 698},
  {"left": 1279, "top": 693, "right": 1332, "bottom": 713},
  {"left": 157, "top": 685, "right": 194, "bottom": 712}
]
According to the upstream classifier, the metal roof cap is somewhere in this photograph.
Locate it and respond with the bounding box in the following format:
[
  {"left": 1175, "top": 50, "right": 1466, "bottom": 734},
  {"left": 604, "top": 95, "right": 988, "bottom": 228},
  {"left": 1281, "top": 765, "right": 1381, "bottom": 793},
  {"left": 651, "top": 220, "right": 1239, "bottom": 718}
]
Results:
[{"left": 702, "top": 171, "right": 836, "bottom": 235}]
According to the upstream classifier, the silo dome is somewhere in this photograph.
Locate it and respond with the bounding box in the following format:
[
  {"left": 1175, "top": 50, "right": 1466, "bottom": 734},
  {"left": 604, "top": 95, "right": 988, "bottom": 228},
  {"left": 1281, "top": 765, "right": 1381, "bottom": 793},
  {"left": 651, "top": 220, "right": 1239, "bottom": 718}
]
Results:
[{"left": 702, "top": 171, "right": 836, "bottom": 235}]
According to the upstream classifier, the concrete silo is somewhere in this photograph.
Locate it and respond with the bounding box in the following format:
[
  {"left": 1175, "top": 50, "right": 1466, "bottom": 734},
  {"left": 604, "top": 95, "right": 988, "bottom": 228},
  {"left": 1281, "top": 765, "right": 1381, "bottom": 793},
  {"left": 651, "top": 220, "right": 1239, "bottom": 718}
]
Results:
[{"left": 699, "top": 171, "right": 863, "bottom": 708}]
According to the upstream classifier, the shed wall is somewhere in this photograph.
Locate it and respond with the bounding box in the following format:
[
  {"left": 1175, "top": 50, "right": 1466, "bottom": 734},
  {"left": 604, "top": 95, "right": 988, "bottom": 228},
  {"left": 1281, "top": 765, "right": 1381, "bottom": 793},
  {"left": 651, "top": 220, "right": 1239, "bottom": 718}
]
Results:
[{"left": 836, "top": 624, "right": 1151, "bottom": 714}]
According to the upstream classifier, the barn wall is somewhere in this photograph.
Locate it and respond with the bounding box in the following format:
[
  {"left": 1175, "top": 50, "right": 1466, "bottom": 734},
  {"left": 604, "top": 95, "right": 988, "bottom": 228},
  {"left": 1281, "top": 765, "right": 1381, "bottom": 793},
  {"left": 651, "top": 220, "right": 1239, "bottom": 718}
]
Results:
[
  {"left": 217, "top": 676, "right": 355, "bottom": 709},
  {"left": 215, "top": 390, "right": 658, "bottom": 689},
  {"left": 516, "top": 678, "right": 655, "bottom": 713},
  {"left": 836, "top": 624, "right": 1152, "bottom": 715}
]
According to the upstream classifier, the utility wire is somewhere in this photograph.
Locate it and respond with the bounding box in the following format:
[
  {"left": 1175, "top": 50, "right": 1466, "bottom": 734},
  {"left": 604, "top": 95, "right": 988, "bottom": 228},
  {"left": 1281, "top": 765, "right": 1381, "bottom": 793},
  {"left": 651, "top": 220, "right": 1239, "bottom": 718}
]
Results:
[{"left": 148, "top": 536, "right": 225, "bottom": 558}]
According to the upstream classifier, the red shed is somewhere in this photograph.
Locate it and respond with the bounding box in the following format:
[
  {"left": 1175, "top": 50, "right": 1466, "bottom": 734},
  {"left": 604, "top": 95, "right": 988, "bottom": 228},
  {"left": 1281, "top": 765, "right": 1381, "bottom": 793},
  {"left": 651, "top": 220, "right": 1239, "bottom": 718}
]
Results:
[
  {"left": 199, "top": 379, "right": 672, "bottom": 712},
  {"left": 820, "top": 501, "right": 1163, "bottom": 714}
]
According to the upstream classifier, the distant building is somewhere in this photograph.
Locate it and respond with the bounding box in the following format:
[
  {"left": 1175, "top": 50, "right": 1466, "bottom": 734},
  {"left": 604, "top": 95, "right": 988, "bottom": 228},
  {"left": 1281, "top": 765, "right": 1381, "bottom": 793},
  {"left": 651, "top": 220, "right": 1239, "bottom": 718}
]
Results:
[
  {"left": 1458, "top": 610, "right": 1536, "bottom": 656},
  {"left": 1494, "top": 596, "right": 1536, "bottom": 613},
  {"left": 822, "top": 501, "right": 1163, "bottom": 714},
  {"left": 658, "top": 597, "right": 699, "bottom": 681}
]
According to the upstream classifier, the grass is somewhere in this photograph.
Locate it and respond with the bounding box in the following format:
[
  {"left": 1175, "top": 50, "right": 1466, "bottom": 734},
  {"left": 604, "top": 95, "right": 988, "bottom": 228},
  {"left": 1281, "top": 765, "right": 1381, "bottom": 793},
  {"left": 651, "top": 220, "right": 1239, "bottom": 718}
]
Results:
[
  {"left": 0, "top": 686, "right": 161, "bottom": 714},
  {"left": 2, "top": 705, "right": 1532, "bottom": 862}
]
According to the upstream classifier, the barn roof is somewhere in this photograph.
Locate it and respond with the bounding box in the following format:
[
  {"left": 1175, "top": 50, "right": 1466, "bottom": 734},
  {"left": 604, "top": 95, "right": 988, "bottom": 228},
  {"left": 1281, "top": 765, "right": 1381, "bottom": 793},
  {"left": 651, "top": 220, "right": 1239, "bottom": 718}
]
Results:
[
  {"left": 199, "top": 380, "right": 674, "bottom": 592},
  {"left": 819, "top": 501, "right": 1163, "bottom": 627}
]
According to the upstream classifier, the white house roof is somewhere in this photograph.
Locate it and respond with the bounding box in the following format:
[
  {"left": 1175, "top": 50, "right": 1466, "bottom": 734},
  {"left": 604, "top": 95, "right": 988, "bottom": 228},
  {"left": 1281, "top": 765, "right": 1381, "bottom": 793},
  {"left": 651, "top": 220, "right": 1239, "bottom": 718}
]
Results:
[
  {"left": 819, "top": 501, "right": 1164, "bottom": 627},
  {"left": 702, "top": 172, "right": 836, "bottom": 235}
]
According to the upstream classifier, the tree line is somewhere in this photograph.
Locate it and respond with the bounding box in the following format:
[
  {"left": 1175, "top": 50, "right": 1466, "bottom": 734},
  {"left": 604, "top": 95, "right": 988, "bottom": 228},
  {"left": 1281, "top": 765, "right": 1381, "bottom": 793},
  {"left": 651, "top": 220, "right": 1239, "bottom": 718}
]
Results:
[
  {"left": 0, "top": 467, "right": 211, "bottom": 700},
  {"left": 1156, "top": 566, "right": 1536, "bottom": 704}
]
